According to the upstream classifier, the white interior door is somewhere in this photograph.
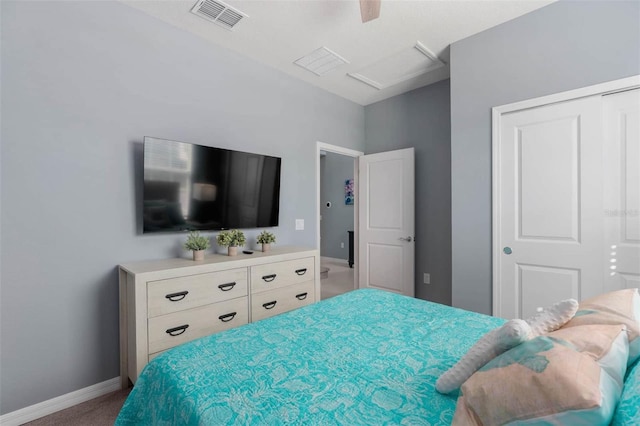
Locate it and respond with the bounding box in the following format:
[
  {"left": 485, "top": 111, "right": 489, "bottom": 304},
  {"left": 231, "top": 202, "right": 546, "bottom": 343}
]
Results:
[
  {"left": 496, "top": 96, "right": 604, "bottom": 319},
  {"left": 603, "top": 89, "right": 640, "bottom": 289},
  {"left": 358, "top": 148, "right": 414, "bottom": 297}
]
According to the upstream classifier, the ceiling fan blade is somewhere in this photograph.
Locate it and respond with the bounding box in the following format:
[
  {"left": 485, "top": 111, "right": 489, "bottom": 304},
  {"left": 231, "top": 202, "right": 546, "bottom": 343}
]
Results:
[{"left": 359, "top": 0, "right": 381, "bottom": 23}]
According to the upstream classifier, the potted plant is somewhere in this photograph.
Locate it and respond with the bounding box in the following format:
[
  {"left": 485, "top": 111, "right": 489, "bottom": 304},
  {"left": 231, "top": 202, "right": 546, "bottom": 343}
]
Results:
[
  {"left": 184, "top": 231, "right": 210, "bottom": 261},
  {"left": 216, "top": 229, "right": 246, "bottom": 256},
  {"left": 257, "top": 230, "right": 276, "bottom": 252}
]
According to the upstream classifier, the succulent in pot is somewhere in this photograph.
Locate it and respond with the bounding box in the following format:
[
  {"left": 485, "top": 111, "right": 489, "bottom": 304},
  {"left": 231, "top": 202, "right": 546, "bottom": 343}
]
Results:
[
  {"left": 184, "top": 231, "right": 210, "bottom": 261},
  {"left": 257, "top": 231, "right": 276, "bottom": 252},
  {"left": 216, "top": 229, "right": 246, "bottom": 256}
]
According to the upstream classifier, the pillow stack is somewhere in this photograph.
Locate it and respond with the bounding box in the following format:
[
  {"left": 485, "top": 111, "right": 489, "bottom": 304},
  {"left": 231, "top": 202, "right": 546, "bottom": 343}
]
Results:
[{"left": 449, "top": 288, "right": 640, "bottom": 426}]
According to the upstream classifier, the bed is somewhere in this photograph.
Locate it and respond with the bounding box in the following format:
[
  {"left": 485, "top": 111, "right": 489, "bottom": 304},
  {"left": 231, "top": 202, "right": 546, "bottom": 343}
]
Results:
[
  {"left": 116, "top": 288, "right": 640, "bottom": 425},
  {"left": 116, "top": 289, "right": 502, "bottom": 425}
]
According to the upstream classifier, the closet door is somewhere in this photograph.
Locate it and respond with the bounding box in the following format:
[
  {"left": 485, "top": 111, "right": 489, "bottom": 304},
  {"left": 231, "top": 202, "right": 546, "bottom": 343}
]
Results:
[
  {"left": 495, "top": 96, "right": 604, "bottom": 319},
  {"left": 603, "top": 89, "right": 640, "bottom": 290}
]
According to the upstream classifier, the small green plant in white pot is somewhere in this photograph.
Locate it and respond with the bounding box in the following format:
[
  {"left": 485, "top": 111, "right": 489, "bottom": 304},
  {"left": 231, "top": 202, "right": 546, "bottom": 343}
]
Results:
[
  {"left": 257, "top": 230, "right": 276, "bottom": 252},
  {"left": 216, "top": 229, "right": 246, "bottom": 256},
  {"left": 184, "top": 231, "right": 210, "bottom": 261}
]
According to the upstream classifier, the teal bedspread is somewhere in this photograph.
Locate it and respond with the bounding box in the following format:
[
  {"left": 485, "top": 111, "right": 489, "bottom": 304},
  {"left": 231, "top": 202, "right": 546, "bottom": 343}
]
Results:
[
  {"left": 116, "top": 289, "right": 504, "bottom": 425},
  {"left": 612, "top": 358, "right": 640, "bottom": 425}
]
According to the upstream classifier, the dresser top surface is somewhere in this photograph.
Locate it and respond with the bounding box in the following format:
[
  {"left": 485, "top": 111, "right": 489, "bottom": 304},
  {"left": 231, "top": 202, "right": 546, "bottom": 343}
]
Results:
[{"left": 120, "top": 246, "right": 318, "bottom": 276}]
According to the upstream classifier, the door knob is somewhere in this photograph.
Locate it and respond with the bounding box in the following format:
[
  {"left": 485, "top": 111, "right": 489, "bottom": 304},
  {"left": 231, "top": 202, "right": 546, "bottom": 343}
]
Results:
[
  {"left": 503, "top": 247, "right": 512, "bottom": 255},
  {"left": 399, "top": 236, "right": 413, "bottom": 242}
]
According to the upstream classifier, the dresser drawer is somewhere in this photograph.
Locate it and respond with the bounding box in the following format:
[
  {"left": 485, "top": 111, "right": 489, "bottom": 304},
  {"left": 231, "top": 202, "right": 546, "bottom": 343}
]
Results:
[
  {"left": 148, "top": 350, "right": 167, "bottom": 363},
  {"left": 148, "top": 296, "right": 248, "bottom": 353},
  {"left": 147, "top": 268, "right": 248, "bottom": 317},
  {"left": 251, "top": 257, "right": 315, "bottom": 293},
  {"left": 251, "top": 281, "right": 314, "bottom": 322}
]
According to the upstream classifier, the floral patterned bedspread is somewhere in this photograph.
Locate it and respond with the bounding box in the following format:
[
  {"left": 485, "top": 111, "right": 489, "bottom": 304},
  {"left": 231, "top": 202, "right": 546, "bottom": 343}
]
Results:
[
  {"left": 116, "top": 289, "right": 504, "bottom": 425},
  {"left": 612, "top": 358, "right": 640, "bottom": 425}
]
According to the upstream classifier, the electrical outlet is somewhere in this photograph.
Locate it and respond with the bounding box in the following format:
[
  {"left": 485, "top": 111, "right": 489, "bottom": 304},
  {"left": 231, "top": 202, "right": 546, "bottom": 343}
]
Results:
[
  {"left": 423, "top": 273, "right": 430, "bottom": 284},
  {"left": 341, "top": 242, "right": 344, "bottom": 248},
  {"left": 295, "top": 219, "right": 304, "bottom": 230}
]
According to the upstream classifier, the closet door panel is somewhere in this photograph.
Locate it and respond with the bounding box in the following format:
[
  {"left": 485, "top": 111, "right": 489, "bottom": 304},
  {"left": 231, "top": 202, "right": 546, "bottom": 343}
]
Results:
[
  {"left": 603, "top": 89, "right": 640, "bottom": 289},
  {"left": 496, "top": 96, "right": 604, "bottom": 319}
]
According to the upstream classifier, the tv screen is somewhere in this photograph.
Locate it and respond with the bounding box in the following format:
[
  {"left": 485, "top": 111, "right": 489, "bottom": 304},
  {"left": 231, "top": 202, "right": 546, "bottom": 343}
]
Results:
[{"left": 143, "top": 137, "right": 281, "bottom": 233}]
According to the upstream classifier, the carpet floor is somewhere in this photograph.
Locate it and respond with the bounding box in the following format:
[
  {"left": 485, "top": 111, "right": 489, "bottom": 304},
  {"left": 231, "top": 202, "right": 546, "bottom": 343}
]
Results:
[{"left": 23, "top": 388, "right": 131, "bottom": 426}]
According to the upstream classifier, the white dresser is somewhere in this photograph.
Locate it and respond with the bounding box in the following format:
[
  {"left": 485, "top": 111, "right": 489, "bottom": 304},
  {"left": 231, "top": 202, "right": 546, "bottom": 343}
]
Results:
[{"left": 119, "top": 246, "right": 319, "bottom": 386}]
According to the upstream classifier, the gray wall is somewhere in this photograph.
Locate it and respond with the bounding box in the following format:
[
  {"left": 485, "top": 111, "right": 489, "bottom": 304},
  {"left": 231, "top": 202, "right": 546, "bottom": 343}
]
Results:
[
  {"left": 320, "top": 152, "right": 355, "bottom": 260},
  {"left": 450, "top": 0, "right": 640, "bottom": 315},
  {"left": 0, "top": 1, "right": 364, "bottom": 414},
  {"left": 365, "top": 80, "right": 452, "bottom": 305}
]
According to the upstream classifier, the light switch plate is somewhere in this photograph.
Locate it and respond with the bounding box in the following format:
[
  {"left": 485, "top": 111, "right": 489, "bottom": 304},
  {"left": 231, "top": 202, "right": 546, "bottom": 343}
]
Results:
[{"left": 295, "top": 219, "right": 304, "bottom": 230}]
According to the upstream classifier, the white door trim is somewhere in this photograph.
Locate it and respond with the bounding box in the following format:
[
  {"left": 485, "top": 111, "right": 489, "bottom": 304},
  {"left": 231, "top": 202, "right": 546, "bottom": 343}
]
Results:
[
  {"left": 492, "top": 75, "right": 640, "bottom": 316},
  {"left": 493, "top": 75, "right": 640, "bottom": 116},
  {"left": 316, "top": 142, "right": 364, "bottom": 296}
]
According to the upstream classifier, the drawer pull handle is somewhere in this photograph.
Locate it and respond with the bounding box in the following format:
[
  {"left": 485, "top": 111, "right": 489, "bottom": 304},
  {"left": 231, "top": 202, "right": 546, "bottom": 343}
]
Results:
[
  {"left": 218, "top": 282, "right": 236, "bottom": 291},
  {"left": 262, "top": 301, "right": 277, "bottom": 310},
  {"left": 166, "top": 324, "right": 189, "bottom": 336},
  {"left": 295, "top": 292, "right": 308, "bottom": 300},
  {"left": 295, "top": 268, "right": 307, "bottom": 276},
  {"left": 262, "top": 274, "right": 277, "bottom": 282},
  {"left": 218, "top": 312, "right": 237, "bottom": 322},
  {"left": 165, "top": 291, "right": 189, "bottom": 302}
]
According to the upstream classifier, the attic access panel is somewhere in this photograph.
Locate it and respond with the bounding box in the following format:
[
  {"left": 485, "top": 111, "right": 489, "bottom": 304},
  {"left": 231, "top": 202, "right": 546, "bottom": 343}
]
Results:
[{"left": 348, "top": 42, "right": 445, "bottom": 90}]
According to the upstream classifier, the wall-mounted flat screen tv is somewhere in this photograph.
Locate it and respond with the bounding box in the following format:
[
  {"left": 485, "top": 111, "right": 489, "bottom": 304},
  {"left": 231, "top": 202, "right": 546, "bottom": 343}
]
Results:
[{"left": 143, "top": 137, "right": 281, "bottom": 233}]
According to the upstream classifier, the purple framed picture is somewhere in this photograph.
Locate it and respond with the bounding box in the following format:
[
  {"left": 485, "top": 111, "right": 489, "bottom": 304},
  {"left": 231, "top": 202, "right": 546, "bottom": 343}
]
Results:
[{"left": 345, "top": 179, "right": 354, "bottom": 205}]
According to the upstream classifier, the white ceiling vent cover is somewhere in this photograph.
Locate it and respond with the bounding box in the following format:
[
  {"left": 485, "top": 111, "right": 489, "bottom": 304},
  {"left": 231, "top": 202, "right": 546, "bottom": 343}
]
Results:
[
  {"left": 348, "top": 41, "right": 445, "bottom": 90},
  {"left": 191, "top": 0, "right": 247, "bottom": 30},
  {"left": 294, "top": 47, "right": 349, "bottom": 76}
]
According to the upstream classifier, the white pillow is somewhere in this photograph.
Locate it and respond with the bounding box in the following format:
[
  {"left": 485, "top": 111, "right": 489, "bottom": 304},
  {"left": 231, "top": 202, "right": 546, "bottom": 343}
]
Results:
[
  {"left": 435, "top": 319, "right": 531, "bottom": 394},
  {"left": 525, "top": 298, "right": 579, "bottom": 336},
  {"left": 436, "top": 298, "right": 579, "bottom": 394}
]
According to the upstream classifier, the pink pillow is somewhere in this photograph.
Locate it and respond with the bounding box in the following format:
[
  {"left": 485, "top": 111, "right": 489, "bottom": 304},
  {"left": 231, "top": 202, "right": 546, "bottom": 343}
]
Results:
[{"left": 563, "top": 288, "right": 640, "bottom": 365}]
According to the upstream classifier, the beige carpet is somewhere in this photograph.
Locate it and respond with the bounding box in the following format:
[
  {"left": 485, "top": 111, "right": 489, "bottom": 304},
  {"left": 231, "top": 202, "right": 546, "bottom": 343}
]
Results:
[
  {"left": 24, "top": 264, "right": 353, "bottom": 424},
  {"left": 23, "top": 388, "right": 131, "bottom": 426}
]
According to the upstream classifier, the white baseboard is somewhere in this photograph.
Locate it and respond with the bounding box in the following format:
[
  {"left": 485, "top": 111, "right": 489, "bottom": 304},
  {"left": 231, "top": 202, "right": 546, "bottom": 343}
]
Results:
[{"left": 0, "top": 377, "right": 121, "bottom": 426}]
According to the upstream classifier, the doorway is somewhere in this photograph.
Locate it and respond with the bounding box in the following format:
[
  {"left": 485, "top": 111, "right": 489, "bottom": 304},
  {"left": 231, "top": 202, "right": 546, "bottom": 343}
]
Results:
[{"left": 316, "top": 142, "right": 362, "bottom": 299}]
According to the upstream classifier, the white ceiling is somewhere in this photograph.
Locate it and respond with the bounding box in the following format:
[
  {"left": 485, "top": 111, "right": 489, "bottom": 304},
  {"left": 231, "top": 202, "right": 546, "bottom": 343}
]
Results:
[{"left": 121, "top": 0, "right": 555, "bottom": 106}]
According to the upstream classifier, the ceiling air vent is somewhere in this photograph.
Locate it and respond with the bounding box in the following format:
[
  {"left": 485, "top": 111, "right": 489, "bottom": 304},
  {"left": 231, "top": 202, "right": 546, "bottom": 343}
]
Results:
[
  {"left": 294, "top": 47, "right": 349, "bottom": 76},
  {"left": 191, "top": 0, "right": 247, "bottom": 30}
]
